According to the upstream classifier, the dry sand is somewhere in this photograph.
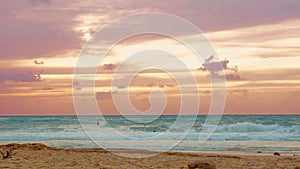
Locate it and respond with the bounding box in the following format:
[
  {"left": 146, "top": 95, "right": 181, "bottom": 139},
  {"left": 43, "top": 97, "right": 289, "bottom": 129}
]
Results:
[{"left": 0, "top": 143, "right": 300, "bottom": 169}]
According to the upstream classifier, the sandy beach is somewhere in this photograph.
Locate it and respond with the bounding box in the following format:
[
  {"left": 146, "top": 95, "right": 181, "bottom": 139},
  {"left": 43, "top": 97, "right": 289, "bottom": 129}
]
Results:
[{"left": 0, "top": 143, "right": 299, "bottom": 169}]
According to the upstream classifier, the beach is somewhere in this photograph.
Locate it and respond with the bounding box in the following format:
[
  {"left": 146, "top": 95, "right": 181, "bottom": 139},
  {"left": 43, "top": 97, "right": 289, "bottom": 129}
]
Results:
[
  {"left": 2, "top": 0, "right": 300, "bottom": 168},
  {"left": 0, "top": 143, "right": 299, "bottom": 169}
]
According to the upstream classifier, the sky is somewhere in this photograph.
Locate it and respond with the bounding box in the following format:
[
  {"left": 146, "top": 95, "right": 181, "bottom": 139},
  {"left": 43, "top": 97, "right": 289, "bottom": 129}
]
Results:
[{"left": 0, "top": 0, "right": 300, "bottom": 115}]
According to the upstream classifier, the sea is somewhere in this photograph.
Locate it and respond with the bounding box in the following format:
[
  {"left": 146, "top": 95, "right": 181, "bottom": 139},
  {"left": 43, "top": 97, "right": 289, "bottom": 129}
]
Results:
[{"left": 0, "top": 115, "right": 299, "bottom": 152}]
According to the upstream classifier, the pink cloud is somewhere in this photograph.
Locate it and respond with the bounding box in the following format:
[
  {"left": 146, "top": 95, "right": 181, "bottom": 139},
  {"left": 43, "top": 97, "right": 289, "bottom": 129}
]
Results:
[{"left": 1, "top": 0, "right": 300, "bottom": 59}]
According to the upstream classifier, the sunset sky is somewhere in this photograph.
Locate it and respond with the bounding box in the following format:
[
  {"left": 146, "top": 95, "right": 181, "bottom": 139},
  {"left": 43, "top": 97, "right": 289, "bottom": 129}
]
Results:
[{"left": 1, "top": 0, "right": 300, "bottom": 115}]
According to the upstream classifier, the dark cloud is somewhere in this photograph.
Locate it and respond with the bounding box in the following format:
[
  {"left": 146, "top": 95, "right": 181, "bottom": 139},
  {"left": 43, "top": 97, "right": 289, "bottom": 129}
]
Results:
[
  {"left": 96, "top": 91, "right": 117, "bottom": 100},
  {"left": 117, "top": 86, "right": 126, "bottom": 89},
  {"left": 34, "top": 60, "right": 44, "bottom": 65},
  {"left": 0, "top": 71, "right": 42, "bottom": 83},
  {"left": 159, "top": 85, "right": 165, "bottom": 88},
  {"left": 229, "top": 89, "right": 249, "bottom": 100},
  {"left": 147, "top": 82, "right": 155, "bottom": 87},
  {"left": 41, "top": 87, "right": 53, "bottom": 90},
  {"left": 225, "top": 73, "right": 243, "bottom": 81},
  {"left": 199, "top": 56, "right": 227, "bottom": 73},
  {"left": 29, "top": 0, "right": 51, "bottom": 5},
  {"left": 198, "top": 55, "right": 244, "bottom": 81},
  {"left": 228, "top": 89, "right": 250, "bottom": 101},
  {"left": 230, "top": 89, "right": 249, "bottom": 94},
  {"left": 226, "top": 65, "right": 244, "bottom": 81},
  {"left": 202, "top": 90, "right": 211, "bottom": 94},
  {"left": 73, "top": 81, "right": 82, "bottom": 90},
  {"left": 99, "top": 63, "right": 117, "bottom": 70},
  {"left": 146, "top": 82, "right": 176, "bottom": 88}
]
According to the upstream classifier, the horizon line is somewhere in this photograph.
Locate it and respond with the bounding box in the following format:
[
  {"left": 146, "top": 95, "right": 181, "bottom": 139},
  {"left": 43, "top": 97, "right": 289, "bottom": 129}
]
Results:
[{"left": 0, "top": 114, "right": 299, "bottom": 117}]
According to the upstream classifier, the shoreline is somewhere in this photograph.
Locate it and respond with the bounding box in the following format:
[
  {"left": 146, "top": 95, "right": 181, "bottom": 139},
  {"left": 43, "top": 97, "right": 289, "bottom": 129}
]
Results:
[
  {"left": 1, "top": 143, "right": 299, "bottom": 169},
  {"left": 1, "top": 140, "right": 299, "bottom": 153}
]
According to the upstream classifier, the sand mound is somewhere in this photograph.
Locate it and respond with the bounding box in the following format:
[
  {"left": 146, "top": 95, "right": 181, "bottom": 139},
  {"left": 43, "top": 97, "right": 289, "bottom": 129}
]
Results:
[{"left": 0, "top": 143, "right": 299, "bottom": 169}]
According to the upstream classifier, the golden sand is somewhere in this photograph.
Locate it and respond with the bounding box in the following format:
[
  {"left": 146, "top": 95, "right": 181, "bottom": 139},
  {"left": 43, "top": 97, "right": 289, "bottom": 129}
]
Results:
[{"left": 0, "top": 143, "right": 299, "bottom": 169}]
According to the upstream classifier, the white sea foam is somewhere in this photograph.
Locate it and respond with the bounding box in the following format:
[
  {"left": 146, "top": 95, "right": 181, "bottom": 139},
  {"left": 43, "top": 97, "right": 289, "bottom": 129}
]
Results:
[{"left": 0, "top": 116, "right": 299, "bottom": 151}]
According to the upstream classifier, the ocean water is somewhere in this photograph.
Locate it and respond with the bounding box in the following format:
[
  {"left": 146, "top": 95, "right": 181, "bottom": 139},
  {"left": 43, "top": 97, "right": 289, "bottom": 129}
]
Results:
[{"left": 0, "top": 115, "right": 299, "bottom": 152}]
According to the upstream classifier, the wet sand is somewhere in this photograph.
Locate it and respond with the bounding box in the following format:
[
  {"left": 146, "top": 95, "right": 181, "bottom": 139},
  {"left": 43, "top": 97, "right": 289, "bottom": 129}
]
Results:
[{"left": 0, "top": 143, "right": 300, "bottom": 169}]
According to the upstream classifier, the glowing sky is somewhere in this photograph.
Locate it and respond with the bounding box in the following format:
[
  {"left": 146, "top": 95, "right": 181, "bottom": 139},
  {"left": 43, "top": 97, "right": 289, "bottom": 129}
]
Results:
[{"left": 1, "top": 0, "right": 300, "bottom": 115}]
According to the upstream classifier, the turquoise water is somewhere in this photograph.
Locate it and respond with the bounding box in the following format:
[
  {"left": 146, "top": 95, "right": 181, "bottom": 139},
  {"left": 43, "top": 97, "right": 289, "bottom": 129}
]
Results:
[{"left": 0, "top": 115, "right": 299, "bottom": 151}]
